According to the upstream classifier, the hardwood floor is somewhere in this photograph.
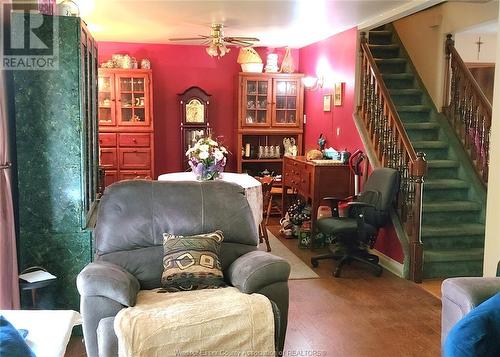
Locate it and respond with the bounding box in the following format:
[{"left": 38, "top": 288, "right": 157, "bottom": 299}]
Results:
[{"left": 66, "top": 223, "right": 442, "bottom": 357}]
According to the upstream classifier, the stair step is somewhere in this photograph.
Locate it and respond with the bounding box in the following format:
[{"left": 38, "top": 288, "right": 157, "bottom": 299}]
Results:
[
  {"left": 426, "top": 159, "right": 460, "bottom": 178},
  {"left": 368, "top": 44, "right": 399, "bottom": 58},
  {"left": 427, "top": 160, "right": 460, "bottom": 168},
  {"left": 404, "top": 122, "right": 440, "bottom": 141},
  {"left": 412, "top": 141, "right": 449, "bottom": 159},
  {"left": 423, "top": 248, "right": 484, "bottom": 278},
  {"left": 368, "top": 31, "right": 393, "bottom": 45},
  {"left": 424, "top": 179, "right": 470, "bottom": 201},
  {"left": 421, "top": 222, "right": 485, "bottom": 249},
  {"left": 397, "top": 105, "right": 431, "bottom": 113},
  {"left": 424, "top": 247, "right": 484, "bottom": 262},
  {"left": 422, "top": 223, "right": 484, "bottom": 237},
  {"left": 397, "top": 105, "right": 432, "bottom": 122},
  {"left": 423, "top": 201, "right": 481, "bottom": 213},
  {"left": 375, "top": 58, "right": 407, "bottom": 74},
  {"left": 381, "top": 73, "right": 415, "bottom": 89},
  {"left": 389, "top": 89, "right": 423, "bottom": 106},
  {"left": 425, "top": 178, "right": 469, "bottom": 189},
  {"left": 422, "top": 202, "right": 482, "bottom": 224}
]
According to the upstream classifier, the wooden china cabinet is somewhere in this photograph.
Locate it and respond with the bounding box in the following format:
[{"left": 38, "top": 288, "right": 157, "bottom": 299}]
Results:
[
  {"left": 98, "top": 68, "right": 155, "bottom": 188},
  {"left": 237, "top": 72, "right": 304, "bottom": 176}
]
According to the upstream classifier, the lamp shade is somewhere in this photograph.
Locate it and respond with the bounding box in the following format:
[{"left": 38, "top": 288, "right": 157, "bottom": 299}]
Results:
[{"left": 237, "top": 47, "right": 262, "bottom": 64}]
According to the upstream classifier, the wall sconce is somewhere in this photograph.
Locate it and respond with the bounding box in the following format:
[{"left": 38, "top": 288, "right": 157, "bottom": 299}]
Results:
[{"left": 302, "top": 76, "right": 324, "bottom": 90}]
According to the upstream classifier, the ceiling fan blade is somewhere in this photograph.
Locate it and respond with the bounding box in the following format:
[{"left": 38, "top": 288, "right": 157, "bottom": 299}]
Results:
[
  {"left": 226, "top": 39, "right": 253, "bottom": 47},
  {"left": 225, "top": 36, "right": 260, "bottom": 42},
  {"left": 168, "top": 35, "right": 210, "bottom": 41}
]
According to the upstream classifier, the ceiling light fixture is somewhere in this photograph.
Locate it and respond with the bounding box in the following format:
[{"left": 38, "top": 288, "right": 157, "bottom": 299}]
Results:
[{"left": 206, "top": 38, "right": 230, "bottom": 58}]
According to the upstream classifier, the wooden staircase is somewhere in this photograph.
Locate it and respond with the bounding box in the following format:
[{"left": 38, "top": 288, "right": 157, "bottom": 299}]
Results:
[{"left": 360, "top": 25, "right": 487, "bottom": 280}]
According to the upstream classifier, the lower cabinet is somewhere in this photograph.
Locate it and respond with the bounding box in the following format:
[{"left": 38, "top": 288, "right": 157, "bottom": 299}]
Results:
[{"left": 99, "top": 132, "right": 154, "bottom": 187}]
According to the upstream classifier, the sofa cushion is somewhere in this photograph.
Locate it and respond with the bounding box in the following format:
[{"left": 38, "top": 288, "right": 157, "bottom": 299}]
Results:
[
  {"left": 0, "top": 315, "right": 35, "bottom": 357},
  {"left": 160, "top": 230, "right": 226, "bottom": 292},
  {"left": 443, "top": 293, "right": 500, "bottom": 357}
]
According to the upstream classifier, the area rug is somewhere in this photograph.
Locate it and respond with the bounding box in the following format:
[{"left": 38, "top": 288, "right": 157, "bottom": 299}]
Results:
[{"left": 258, "top": 230, "right": 319, "bottom": 280}]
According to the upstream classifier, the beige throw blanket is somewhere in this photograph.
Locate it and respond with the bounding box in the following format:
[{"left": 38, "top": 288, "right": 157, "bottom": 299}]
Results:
[{"left": 114, "top": 287, "right": 275, "bottom": 357}]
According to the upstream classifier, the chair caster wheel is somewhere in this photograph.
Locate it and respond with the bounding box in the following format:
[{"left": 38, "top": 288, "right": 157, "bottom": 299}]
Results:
[{"left": 311, "top": 258, "right": 318, "bottom": 268}]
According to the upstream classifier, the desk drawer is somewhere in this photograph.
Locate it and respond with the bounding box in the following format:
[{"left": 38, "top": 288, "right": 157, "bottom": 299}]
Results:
[
  {"left": 119, "top": 170, "right": 152, "bottom": 181},
  {"left": 99, "top": 133, "right": 116, "bottom": 148},
  {"left": 100, "top": 148, "right": 117, "bottom": 169},
  {"left": 119, "top": 148, "right": 151, "bottom": 169},
  {"left": 119, "top": 133, "right": 150, "bottom": 147}
]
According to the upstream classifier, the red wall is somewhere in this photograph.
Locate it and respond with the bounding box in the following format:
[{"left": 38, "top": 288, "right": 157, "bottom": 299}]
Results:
[
  {"left": 298, "top": 28, "right": 404, "bottom": 264},
  {"left": 298, "top": 28, "right": 363, "bottom": 153},
  {"left": 97, "top": 43, "right": 298, "bottom": 174}
]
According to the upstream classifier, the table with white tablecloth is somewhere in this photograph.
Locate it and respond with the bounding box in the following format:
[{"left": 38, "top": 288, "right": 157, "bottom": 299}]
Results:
[{"left": 157, "top": 172, "right": 263, "bottom": 229}]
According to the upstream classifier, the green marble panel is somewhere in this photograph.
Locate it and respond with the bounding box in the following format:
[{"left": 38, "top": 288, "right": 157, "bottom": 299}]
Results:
[
  {"left": 12, "top": 14, "right": 95, "bottom": 309},
  {"left": 19, "top": 231, "right": 92, "bottom": 310}
]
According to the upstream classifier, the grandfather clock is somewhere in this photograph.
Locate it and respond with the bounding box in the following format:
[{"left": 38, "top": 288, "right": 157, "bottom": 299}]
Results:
[{"left": 179, "top": 87, "right": 212, "bottom": 170}]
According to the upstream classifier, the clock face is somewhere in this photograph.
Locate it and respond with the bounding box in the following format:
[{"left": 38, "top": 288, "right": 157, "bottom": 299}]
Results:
[{"left": 185, "top": 99, "right": 205, "bottom": 123}]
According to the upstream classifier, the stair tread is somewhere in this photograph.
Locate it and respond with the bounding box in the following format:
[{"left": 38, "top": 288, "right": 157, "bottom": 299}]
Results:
[
  {"left": 389, "top": 89, "right": 422, "bottom": 95},
  {"left": 397, "top": 105, "right": 431, "bottom": 112},
  {"left": 425, "top": 178, "right": 469, "bottom": 189},
  {"left": 370, "top": 30, "right": 392, "bottom": 36},
  {"left": 422, "top": 223, "right": 484, "bottom": 235},
  {"left": 368, "top": 44, "right": 398, "bottom": 49},
  {"left": 413, "top": 140, "right": 448, "bottom": 148},
  {"left": 404, "top": 122, "right": 439, "bottom": 130},
  {"left": 423, "top": 201, "right": 482, "bottom": 212},
  {"left": 424, "top": 248, "right": 484, "bottom": 262},
  {"left": 427, "top": 160, "right": 460, "bottom": 168},
  {"left": 382, "top": 73, "right": 414, "bottom": 79},
  {"left": 375, "top": 58, "right": 406, "bottom": 63}
]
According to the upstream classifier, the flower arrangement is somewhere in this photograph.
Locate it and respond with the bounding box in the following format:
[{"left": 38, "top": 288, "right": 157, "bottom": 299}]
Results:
[{"left": 186, "top": 137, "right": 228, "bottom": 181}]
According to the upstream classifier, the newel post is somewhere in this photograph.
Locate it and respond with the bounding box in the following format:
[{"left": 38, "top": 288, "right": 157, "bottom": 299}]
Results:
[
  {"left": 409, "top": 152, "right": 426, "bottom": 283},
  {"left": 443, "top": 34, "right": 454, "bottom": 114}
]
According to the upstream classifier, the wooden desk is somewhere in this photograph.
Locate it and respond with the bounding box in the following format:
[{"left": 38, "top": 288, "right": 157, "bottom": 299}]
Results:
[{"left": 282, "top": 156, "right": 353, "bottom": 246}]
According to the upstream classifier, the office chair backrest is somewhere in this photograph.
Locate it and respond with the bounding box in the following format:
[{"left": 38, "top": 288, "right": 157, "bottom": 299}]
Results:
[{"left": 356, "top": 168, "right": 399, "bottom": 228}]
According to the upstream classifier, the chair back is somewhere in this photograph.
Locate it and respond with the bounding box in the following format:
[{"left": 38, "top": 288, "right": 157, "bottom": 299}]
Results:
[
  {"left": 94, "top": 180, "right": 258, "bottom": 289},
  {"left": 255, "top": 176, "right": 275, "bottom": 217},
  {"left": 354, "top": 168, "right": 399, "bottom": 228}
]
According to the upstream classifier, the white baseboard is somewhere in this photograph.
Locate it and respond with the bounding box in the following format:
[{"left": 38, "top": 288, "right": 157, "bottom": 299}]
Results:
[{"left": 370, "top": 249, "right": 404, "bottom": 277}]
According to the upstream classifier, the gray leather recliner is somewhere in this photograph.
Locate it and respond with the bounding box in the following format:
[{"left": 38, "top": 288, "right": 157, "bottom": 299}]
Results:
[
  {"left": 77, "top": 180, "right": 291, "bottom": 357},
  {"left": 441, "top": 262, "right": 500, "bottom": 345}
]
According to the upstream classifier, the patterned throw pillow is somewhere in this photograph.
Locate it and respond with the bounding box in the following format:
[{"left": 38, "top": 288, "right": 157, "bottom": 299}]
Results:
[{"left": 159, "top": 230, "right": 227, "bottom": 292}]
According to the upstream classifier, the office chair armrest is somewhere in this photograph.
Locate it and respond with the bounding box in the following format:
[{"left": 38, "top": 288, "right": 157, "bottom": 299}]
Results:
[
  {"left": 227, "top": 251, "right": 291, "bottom": 294},
  {"left": 322, "top": 196, "right": 356, "bottom": 217},
  {"left": 347, "top": 201, "right": 376, "bottom": 208},
  {"left": 77, "top": 261, "right": 140, "bottom": 307}
]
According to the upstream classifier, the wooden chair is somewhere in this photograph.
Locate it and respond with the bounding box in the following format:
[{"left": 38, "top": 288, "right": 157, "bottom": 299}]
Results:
[{"left": 256, "top": 176, "right": 274, "bottom": 252}]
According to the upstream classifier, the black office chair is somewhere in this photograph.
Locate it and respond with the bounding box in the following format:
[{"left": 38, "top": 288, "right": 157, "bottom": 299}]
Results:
[{"left": 311, "top": 168, "right": 399, "bottom": 277}]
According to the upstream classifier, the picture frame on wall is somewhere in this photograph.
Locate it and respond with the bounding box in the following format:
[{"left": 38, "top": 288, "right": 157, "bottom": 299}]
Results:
[
  {"left": 323, "top": 95, "right": 331, "bottom": 112},
  {"left": 334, "top": 82, "right": 343, "bottom": 106}
]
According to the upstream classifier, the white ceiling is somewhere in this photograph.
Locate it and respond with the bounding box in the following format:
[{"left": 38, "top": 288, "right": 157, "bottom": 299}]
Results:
[{"left": 78, "top": 0, "right": 421, "bottom": 48}]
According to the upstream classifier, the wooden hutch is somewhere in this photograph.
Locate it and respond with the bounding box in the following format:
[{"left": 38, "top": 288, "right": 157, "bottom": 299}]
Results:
[
  {"left": 97, "top": 68, "right": 155, "bottom": 187},
  {"left": 236, "top": 72, "right": 304, "bottom": 176}
]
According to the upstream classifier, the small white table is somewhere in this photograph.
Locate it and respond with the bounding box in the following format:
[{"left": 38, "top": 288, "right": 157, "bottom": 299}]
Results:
[
  {"left": 0, "top": 310, "right": 82, "bottom": 357},
  {"left": 157, "top": 172, "right": 262, "bottom": 229}
]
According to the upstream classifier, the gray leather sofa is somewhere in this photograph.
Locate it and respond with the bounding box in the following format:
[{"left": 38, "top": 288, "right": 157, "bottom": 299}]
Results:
[
  {"left": 77, "top": 180, "right": 291, "bottom": 357},
  {"left": 441, "top": 262, "right": 500, "bottom": 345}
]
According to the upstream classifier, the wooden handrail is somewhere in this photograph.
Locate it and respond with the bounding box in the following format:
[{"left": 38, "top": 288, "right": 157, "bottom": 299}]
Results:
[
  {"left": 443, "top": 34, "right": 491, "bottom": 184},
  {"left": 358, "top": 32, "right": 426, "bottom": 283}
]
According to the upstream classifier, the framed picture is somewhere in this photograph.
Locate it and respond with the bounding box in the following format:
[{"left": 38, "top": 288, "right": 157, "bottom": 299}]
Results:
[
  {"left": 334, "top": 82, "right": 343, "bottom": 106},
  {"left": 323, "top": 95, "right": 331, "bottom": 112}
]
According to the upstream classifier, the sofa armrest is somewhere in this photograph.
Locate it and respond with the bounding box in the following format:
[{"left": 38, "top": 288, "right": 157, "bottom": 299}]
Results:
[
  {"left": 227, "top": 251, "right": 290, "bottom": 294},
  {"left": 77, "top": 261, "right": 140, "bottom": 307},
  {"left": 441, "top": 277, "right": 500, "bottom": 344}
]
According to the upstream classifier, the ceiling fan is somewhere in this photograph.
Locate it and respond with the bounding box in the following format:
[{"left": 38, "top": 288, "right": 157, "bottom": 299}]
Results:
[{"left": 169, "top": 23, "right": 260, "bottom": 57}]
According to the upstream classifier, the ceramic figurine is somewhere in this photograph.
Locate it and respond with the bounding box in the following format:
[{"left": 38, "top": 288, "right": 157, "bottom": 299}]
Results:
[
  {"left": 318, "top": 133, "right": 326, "bottom": 151},
  {"left": 141, "top": 59, "right": 151, "bottom": 69}
]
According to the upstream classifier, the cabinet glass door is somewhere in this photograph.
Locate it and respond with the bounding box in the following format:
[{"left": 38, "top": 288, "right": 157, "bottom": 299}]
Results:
[
  {"left": 98, "top": 73, "right": 116, "bottom": 126},
  {"left": 243, "top": 78, "right": 272, "bottom": 127},
  {"left": 272, "top": 79, "right": 300, "bottom": 127},
  {"left": 116, "top": 74, "right": 150, "bottom": 126}
]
